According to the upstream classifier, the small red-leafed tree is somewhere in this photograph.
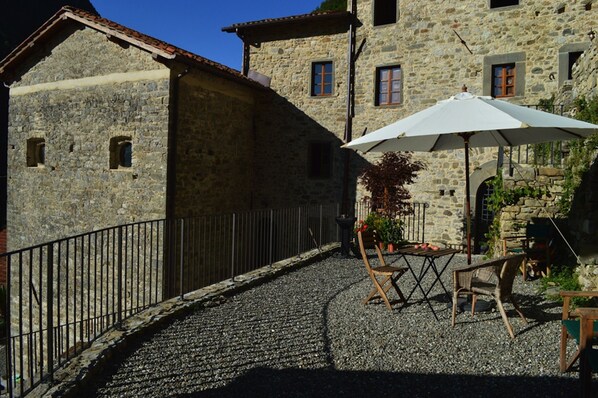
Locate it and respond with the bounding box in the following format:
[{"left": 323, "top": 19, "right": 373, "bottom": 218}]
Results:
[{"left": 359, "top": 152, "right": 425, "bottom": 217}]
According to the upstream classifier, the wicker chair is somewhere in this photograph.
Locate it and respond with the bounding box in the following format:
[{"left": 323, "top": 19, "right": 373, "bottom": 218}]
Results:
[
  {"left": 559, "top": 290, "right": 598, "bottom": 372},
  {"left": 451, "top": 254, "right": 527, "bottom": 339},
  {"left": 357, "top": 229, "right": 408, "bottom": 311}
]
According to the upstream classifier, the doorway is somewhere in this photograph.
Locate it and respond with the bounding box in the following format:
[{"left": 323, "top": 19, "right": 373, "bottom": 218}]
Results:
[{"left": 474, "top": 178, "right": 495, "bottom": 254}]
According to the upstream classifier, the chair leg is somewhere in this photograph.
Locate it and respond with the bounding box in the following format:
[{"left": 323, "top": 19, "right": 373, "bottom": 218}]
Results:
[
  {"left": 452, "top": 291, "right": 458, "bottom": 327},
  {"left": 496, "top": 300, "right": 516, "bottom": 339},
  {"left": 390, "top": 275, "right": 406, "bottom": 303},
  {"left": 509, "top": 296, "right": 528, "bottom": 324},
  {"left": 560, "top": 325, "right": 572, "bottom": 372},
  {"left": 471, "top": 295, "right": 477, "bottom": 316}
]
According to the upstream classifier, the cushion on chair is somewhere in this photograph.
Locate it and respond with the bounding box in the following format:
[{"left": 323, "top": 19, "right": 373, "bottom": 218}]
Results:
[{"left": 563, "top": 319, "right": 598, "bottom": 343}]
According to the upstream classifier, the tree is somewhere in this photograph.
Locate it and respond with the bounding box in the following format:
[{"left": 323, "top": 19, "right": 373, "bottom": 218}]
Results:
[
  {"left": 314, "top": 0, "right": 348, "bottom": 12},
  {"left": 359, "top": 152, "right": 425, "bottom": 217}
]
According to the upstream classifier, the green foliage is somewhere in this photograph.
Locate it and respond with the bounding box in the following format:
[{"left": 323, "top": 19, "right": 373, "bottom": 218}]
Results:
[
  {"left": 314, "top": 0, "right": 348, "bottom": 12},
  {"left": 483, "top": 171, "right": 548, "bottom": 257},
  {"left": 540, "top": 270, "right": 598, "bottom": 307},
  {"left": 359, "top": 152, "right": 425, "bottom": 217},
  {"left": 358, "top": 212, "right": 404, "bottom": 244},
  {"left": 558, "top": 96, "right": 598, "bottom": 214}
]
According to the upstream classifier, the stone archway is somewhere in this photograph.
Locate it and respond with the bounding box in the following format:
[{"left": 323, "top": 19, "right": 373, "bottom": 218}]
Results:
[{"left": 469, "top": 160, "right": 498, "bottom": 253}]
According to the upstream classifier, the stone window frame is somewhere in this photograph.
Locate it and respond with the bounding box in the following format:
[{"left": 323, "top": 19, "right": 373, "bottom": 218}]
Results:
[
  {"left": 483, "top": 52, "right": 526, "bottom": 98},
  {"left": 488, "top": 0, "right": 520, "bottom": 9},
  {"left": 372, "top": 0, "right": 399, "bottom": 27},
  {"left": 307, "top": 141, "right": 332, "bottom": 179},
  {"left": 109, "top": 136, "right": 133, "bottom": 170},
  {"left": 558, "top": 43, "right": 590, "bottom": 86},
  {"left": 26, "top": 138, "right": 45, "bottom": 168},
  {"left": 310, "top": 60, "right": 334, "bottom": 97},
  {"left": 374, "top": 64, "right": 403, "bottom": 106}
]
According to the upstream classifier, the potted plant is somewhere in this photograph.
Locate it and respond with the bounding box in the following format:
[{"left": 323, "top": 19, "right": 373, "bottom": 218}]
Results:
[{"left": 386, "top": 220, "right": 405, "bottom": 252}]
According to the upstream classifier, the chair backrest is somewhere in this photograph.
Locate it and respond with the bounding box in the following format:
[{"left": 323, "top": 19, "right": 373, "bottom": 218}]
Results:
[
  {"left": 357, "top": 229, "right": 386, "bottom": 273},
  {"left": 526, "top": 223, "right": 552, "bottom": 241},
  {"left": 497, "top": 254, "right": 527, "bottom": 299}
]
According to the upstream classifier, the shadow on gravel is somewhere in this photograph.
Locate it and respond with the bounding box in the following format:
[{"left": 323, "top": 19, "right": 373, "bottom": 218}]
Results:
[{"left": 176, "top": 366, "right": 585, "bottom": 398}]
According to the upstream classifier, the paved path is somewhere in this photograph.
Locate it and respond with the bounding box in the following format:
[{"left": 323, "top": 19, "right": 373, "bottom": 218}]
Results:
[{"left": 80, "top": 254, "right": 587, "bottom": 397}]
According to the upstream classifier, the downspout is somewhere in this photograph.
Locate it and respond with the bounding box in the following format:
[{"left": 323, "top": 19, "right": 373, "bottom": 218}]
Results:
[
  {"left": 236, "top": 29, "right": 250, "bottom": 76},
  {"left": 336, "top": 0, "right": 358, "bottom": 257}
]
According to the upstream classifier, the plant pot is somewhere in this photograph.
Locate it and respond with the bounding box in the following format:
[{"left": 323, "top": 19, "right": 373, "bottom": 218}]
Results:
[
  {"left": 378, "top": 241, "right": 386, "bottom": 251},
  {"left": 387, "top": 243, "right": 395, "bottom": 253}
]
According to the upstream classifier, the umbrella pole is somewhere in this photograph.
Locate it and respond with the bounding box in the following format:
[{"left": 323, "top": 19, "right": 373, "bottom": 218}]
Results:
[{"left": 460, "top": 133, "right": 473, "bottom": 264}]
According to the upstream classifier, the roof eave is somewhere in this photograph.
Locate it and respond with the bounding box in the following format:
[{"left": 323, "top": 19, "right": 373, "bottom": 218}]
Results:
[{"left": 222, "top": 11, "right": 352, "bottom": 34}]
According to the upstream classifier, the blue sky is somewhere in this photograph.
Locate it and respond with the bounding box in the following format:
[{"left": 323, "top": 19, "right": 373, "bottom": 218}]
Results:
[{"left": 91, "top": 0, "right": 326, "bottom": 70}]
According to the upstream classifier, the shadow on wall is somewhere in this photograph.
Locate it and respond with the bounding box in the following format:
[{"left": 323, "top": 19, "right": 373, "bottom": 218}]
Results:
[
  {"left": 253, "top": 90, "right": 370, "bottom": 210},
  {"left": 569, "top": 155, "right": 598, "bottom": 263},
  {"left": 179, "top": 367, "right": 581, "bottom": 397}
]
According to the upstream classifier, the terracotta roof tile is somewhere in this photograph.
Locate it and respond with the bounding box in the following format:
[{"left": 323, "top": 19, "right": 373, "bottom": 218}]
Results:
[
  {"left": 222, "top": 10, "right": 351, "bottom": 33},
  {"left": 0, "top": 6, "right": 264, "bottom": 89}
]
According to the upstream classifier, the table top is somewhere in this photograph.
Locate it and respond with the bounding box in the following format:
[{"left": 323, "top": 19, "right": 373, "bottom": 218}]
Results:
[{"left": 395, "top": 245, "right": 461, "bottom": 258}]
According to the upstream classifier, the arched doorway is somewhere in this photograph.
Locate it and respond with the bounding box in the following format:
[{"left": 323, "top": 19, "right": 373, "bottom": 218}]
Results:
[{"left": 474, "top": 177, "right": 495, "bottom": 254}]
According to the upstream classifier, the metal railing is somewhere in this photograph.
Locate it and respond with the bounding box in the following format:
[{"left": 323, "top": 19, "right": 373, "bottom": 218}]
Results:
[
  {"left": 0, "top": 203, "right": 340, "bottom": 397},
  {"left": 354, "top": 200, "right": 428, "bottom": 243}
]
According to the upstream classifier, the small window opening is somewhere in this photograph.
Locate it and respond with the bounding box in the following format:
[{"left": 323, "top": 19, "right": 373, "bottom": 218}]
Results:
[
  {"left": 27, "top": 138, "right": 45, "bottom": 167},
  {"left": 490, "top": 0, "right": 519, "bottom": 8},
  {"left": 568, "top": 51, "right": 583, "bottom": 79},
  {"left": 308, "top": 142, "right": 332, "bottom": 179},
  {"left": 69, "top": 143, "right": 75, "bottom": 153},
  {"left": 311, "top": 62, "right": 333, "bottom": 97},
  {"left": 110, "top": 136, "right": 132, "bottom": 169},
  {"left": 557, "top": 5, "right": 565, "bottom": 13},
  {"left": 585, "top": 2, "right": 592, "bottom": 11},
  {"left": 374, "top": 0, "right": 397, "bottom": 26}
]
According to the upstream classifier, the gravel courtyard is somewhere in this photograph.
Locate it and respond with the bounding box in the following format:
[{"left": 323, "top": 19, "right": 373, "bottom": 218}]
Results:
[{"left": 80, "top": 252, "right": 590, "bottom": 397}]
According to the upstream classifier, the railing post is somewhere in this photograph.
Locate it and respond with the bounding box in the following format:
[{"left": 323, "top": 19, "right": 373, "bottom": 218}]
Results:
[
  {"left": 231, "top": 213, "right": 236, "bottom": 281},
  {"left": 46, "top": 244, "right": 54, "bottom": 383},
  {"left": 319, "top": 205, "right": 323, "bottom": 247},
  {"left": 422, "top": 203, "right": 428, "bottom": 245},
  {"left": 269, "top": 209, "right": 274, "bottom": 266},
  {"left": 117, "top": 226, "right": 123, "bottom": 325},
  {"left": 336, "top": 203, "right": 340, "bottom": 242},
  {"left": 180, "top": 219, "right": 184, "bottom": 299},
  {"left": 297, "top": 207, "right": 301, "bottom": 256}
]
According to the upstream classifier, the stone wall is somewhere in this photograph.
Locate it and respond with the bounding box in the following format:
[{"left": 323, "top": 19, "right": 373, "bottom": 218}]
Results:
[
  {"left": 242, "top": 0, "right": 595, "bottom": 247},
  {"left": 174, "top": 68, "right": 256, "bottom": 216},
  {"left": 7, "top": 26, "right": 170, "bottom": 250}
]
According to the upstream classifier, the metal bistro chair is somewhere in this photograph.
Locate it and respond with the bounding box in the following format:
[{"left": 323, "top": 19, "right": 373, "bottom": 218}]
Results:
[
  {"left": 357, "top": 229, "right": 408, "bottom": 311},
  {"left": 452, "top": 254, "right": 528, "bottom": 339}
]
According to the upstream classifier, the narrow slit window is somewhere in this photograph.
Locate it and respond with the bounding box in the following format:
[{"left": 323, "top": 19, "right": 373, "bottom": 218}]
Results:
[
  {"left": 110, "top": 136, "right": 133, "bottom": 169},
  {"left": 308, "top": 142, "right": 332, "bottom": 179},
  {"left": 26, "top": 138, "right": 45, "bottom": 167}
]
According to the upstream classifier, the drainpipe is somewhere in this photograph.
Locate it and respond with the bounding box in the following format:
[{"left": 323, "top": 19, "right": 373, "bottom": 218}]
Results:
[{"left": 336, "top": 0, "right": 358, "bottom": 257}]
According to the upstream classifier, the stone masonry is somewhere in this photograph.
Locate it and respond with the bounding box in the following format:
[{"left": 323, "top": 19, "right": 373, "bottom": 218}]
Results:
[{"left": 230, "top": 0, "right": 596, "bottom": 249}]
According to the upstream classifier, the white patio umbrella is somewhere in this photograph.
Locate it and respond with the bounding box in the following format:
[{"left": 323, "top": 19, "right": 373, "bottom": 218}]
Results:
[{"left": 345, "top": 90, "right": 598, "bottom": 263}]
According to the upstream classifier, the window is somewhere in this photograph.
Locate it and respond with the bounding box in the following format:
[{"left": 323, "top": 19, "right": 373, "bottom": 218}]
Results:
[
  {"left": 26, "top": 138, "right": 45, "bottom": 167},
  {"left": 567, "top": 51, "right": 583, "bottom": 79},
  {"left": 373, "top": 0, "right": 397, "bottom": 26},
  {"left": 375, "top": 66, "right": 402, "bottom": 106},
  {"left": 308, "top": 142, "right": 332, "bottom": 179},
  {"left": 311, "top": 62, "right": 333, "bottom": 96},
  {"left": 585, "top": 2, "right": 592, "bottom": 11},
  {"left": 492, "top": 64, "right": 516, "bottom": 98},
  {"left": 490, "top": 0, "right": 519, "bottom": 8},
  {"left": 110, "top": 136, "right": 132, "bottom": 169},
  {"left": 557, "top": 5, "right": 566, "bottom": 13}
]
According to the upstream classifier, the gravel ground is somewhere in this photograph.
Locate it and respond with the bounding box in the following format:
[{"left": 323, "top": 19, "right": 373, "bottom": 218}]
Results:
[{"left": 80, "top": 252, "right": 591, "bottom": 397}]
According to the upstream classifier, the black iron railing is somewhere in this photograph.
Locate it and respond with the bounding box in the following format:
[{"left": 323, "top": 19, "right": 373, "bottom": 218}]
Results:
[
  {"left": 354, "top": 200, "right": 428, "bottom": 244},
  {"left": 0, "top": 203, "right": 341, "bottom": 397}
]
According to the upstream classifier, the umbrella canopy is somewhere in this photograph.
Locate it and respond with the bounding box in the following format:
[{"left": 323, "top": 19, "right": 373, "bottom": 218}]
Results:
[
  {"left": 346, "top": 92, "right": 598, "bottom": 153},
  {"left": 345, "top": 91, "right": 598, "bottom": 263}
]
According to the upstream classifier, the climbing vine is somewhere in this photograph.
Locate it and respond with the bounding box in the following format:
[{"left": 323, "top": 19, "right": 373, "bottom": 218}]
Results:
[
  {"left": 483, "top": 171, "right": 548, "bottom": 257},
  {"left": 558, "top": 95, "right": 598, "bottom": 214}
]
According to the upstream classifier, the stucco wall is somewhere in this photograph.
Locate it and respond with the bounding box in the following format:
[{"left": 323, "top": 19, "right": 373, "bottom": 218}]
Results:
[{"left": 7, "top": 25, "right": 170, "bottom": 250}]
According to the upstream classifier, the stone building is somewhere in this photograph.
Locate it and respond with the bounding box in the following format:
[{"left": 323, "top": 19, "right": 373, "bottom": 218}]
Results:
[
  {"left": 224, "top": 0, "right": 596, "bottom": 251},
  {"left": 0, "top": 7, "right": 352, "bottom": 251}
]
